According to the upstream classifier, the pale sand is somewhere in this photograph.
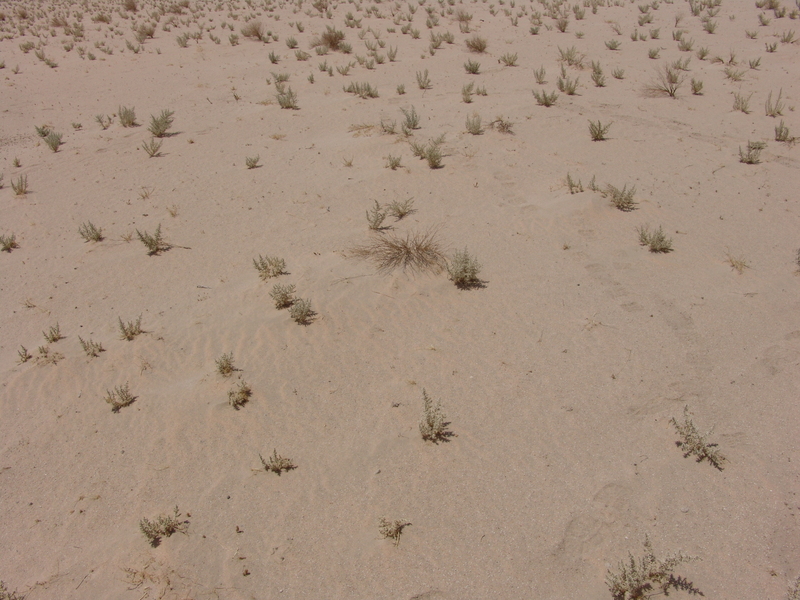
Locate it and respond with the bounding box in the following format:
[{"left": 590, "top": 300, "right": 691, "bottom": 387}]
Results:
[{"left": 1, "top": 0, "right": 799, "bottom": 597}]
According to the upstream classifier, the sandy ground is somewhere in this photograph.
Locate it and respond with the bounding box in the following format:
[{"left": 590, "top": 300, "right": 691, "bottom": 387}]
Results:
[{"left": 1, "top": 0, "right": 799, "bottom": 597}]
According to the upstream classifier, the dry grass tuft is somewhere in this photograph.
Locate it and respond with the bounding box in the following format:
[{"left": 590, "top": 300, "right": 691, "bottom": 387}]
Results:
[{"left": 350, "top": 228, "right": 446, "bottom": 273}]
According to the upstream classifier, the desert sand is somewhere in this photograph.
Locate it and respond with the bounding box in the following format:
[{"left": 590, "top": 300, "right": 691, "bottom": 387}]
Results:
[{"left": 1, "top": 0, "right": 799, "bottom": 597}]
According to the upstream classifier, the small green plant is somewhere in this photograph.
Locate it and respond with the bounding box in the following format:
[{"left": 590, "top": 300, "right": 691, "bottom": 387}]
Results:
[
  {"left": 739, "top": 140, "right": 765, "bottom": 164},
  {"left": 260, "top": 449, "right": 296, "bottom": 474},
  {"left": 671, "top": 405, "right": 725, "bottom": 469},
  {"left": 79, "top": 336, "right": 104, "bottom": 357},
  {"left": 141, "top": 138, "right": 163, "bottom": 158},
  {"left": 466, "top": 113, "right": 483, "bottom": 135},
  {"left": 17, "top": 346, "right": 32, "bottom": 364},
  {"left": 35, "top": 124, "right": 52, "bottom": 138},
  {"left": 725, "top": 251, "right": 750, "bottom": 274},
  {"left": 43, "top": 323, "right": 63, "bottom": 343},
  {"left": 106, "top": 382, "right": 136, "bottom": 412},
  {"left": 253, "top": 255, "right": 287, "bottom": 280},
  {"left": 648, "top": 64, "right": 684, "bottom": 98},
  {"left": 387, "top": 198, "right": 415, "bottom": 220},
  {"left": 691, "top": 78, "right": 704, "bottom": 95},
  {"left": 270, "top": 283, "right": 296, "bottom": 308},
  {"left": 605, "top": 39, "right": 621, "bottom": 50},
  {"left": 765, "top": 89, "right": 785, "bottom": 117},
  {"left": 465, "top": 35, "right": 487, "bottom": 52},
  {"left": 733, "top": 92, "right": 753, "bottom": 113},
  {"left": 343, "top": 81, "right": 378, "bottom": 99},
  {"left": 396, "top": 84, "right": 406, "bottom": 95},
  {"left": 119, "top": 105, "right": 137, "bottom": 127},
  {"left": 677, "top": 37, "right": 694, "bottom": 51},
  {"left": 148, "top": 109, "right": 174, "bottom": 137},
  {"left": 534, "top": 66, "right": 547, "bottom": 84},
  {"left": 447, "top": 248, "right": 481, "bottom": 288},
  {"left": 775, "top": 120, "right": 793, "bottom": 142},
  {"left": 79, "top": 221, "right": 104, "bottom": 243},
  {"left": 591, "top": 62, "right": 606, "bottom": 87},
  {"left": 1, "top": 233, "right": 19, "bottom": 252},
  {"left": 636, "top": 223, "right": 673, "bottom": 253},
  {"left": 366, "top": 200, "right": 388, "bottom": 230},
  {"left": 566, "top": 172, "right": 583, "bottom": 194},
  {"left": 612, "top": 68, "right": 625, "bottom": 79},
  {"left": 228, "top": 380, "right": 252, "bottom": 409},
  {"left": 136, "top": 224, "right": 170, "bottom": 255},
  {"left": 289, "top": 298, "right": 313, "bottom": 324},
  {"left": 533, "top": 89, "right": 559, "bottom": 107},
  {"left": 601, "top": 184, "right": 637, "bottom": 211},
  {"left": 216, "top": 352, "right": 236, "bottom": 377},
  {"left": 119, "top": 315, "right": 143, "bottom": 340},
  {"left": 386, "top": 155, "right": 402, "bottom": 170},
  {"left": 648, "top": 47, "right": 660, "bottom": 59},
  {"left": 606, "top": 534, "right": 697, "bottom": 600},
  {"left": 96, "top": 114, "right": 112, "bottom": 130},
  {"left": 400, "top": 105, "right": 421, "bottom": 134},
  {"left": 766, "top": 41, "right": 778, "bottom": 52},
  {"left": 379, "top": 517, "right": 411, "bottom": 546},
  {"left": 499, "top": 52, "right": 518, "bottom": 66},
  {"left": 44, "top": 131, "right": 63, "bottom": 152},
  {"left": 11, "top": 175, "right": 28, "bottom": 196},
  {"left": 589, "top": 120, "right": 611, "bottom": 141},
  {"left": 419, "top": 388, "right": 450, "bottom": 441},
  {"left": 139, "top": 507, "right": 188, "bottom": 546},
  {"left": 245, "top": 155, "right": 260, "bottom": 169},
  {"left": 416, "top": 68, "right": 432, "bottom": 89}
]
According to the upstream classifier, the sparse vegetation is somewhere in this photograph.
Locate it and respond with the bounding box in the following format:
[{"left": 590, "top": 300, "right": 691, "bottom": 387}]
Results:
[
  {"left": 11, "top": 175, "right": 28, "bottom": 196},
  {"left": 118, "top": 315, "right": 143, "bottom": 340},
  {"left": 44, "top": 131, "right": 63, "bottom": 152},
  {"left": 603, "top": 184, "right": 637, "bottom": 211},
  {"left": 270, "top": 283, "right": 296, "bottom": 308},
  {"left": 141, "top": 138, "right": 163, "bottom": 158},
  {"left": 260, "top": 449, "right": 296, "bottom": 474},
  {"left": 765, "top": 89, "right": 785, "bottom": 117},
  {"left": 464, "top": 58, "right": 480, "bottom": 74},
  {"left": 148, "top": 109, "right": 175, "bottom": 137},
  {"left": 139, "top": 507, "right": 188, "bottom": 546},
  {"left": 105, "top": 382, "right": 136, "bottom": 412},
  {"left": 245, "top": 155, "right": 260, "bottom": 169},
  {"left": 739, "top": 140, "right": 766, "bottom": 164},
  {"left": 589, "top": 120, "right": 611, "bottom": 141},
  {"left": 606, "top": 534, "right": 697, "bottom": 600},
  {"left": 366, "top": 200, "right": 387, "bottom": 230},
  {"left": 79, "top": 221, "right": 104, "bottom": 242},
  {"left": 637, "top": 224, "right": 673, "bottom": 253},
  {"left": 228, "top": 380, "right": 252, "bottom": 409},
  {"left": 387, "top": 198, "right": 415, "bottom": 220},
  {"left": 1, "top": 233, "right": 19, "bottom": 252},
  {"left": 465, "top": 35, "right": 488, "bottom": 52},
  {"left": 648, "top": 64, "right": 685, "bottom": 97},
  {"left": 671, "top": 405, "right": 725, "bottom": 469},
  {"left": 216, "top": 352, "right": 236, "bottom": 377},
  {"left": 419, "top": 388, "right": 450, "bottom": 442},
  {"left": 466, "top": 113, "right": 484, "bottom": 135},
  {"left": 533, "top": 89, "right": 559, "bottom": 106},
  {"left": 136, "top": 224, "right": 171, "bottom": 255},
  {"left": 447, "top": 248, "right": 482, "bottom": 288},
  {"left": 43, "top": 323, "right": 63, "bottom": 343},
  {"left": 253, "top": 255, "right": 287, "bottom": 280},
  {"left": 79, "top": 337, "right": 104, "bottom": 357},
  {"left": 350, "top": 227, "right": 446, "bottom": 273},
  {"left": 119, "top": 105, "right": 137, "bottom": 127},
  {"left": 289, "top": 298, "right": 313, "bottom": 324},
  {"left": 379, "top": 517, "right": 410, "bottom": 546}
]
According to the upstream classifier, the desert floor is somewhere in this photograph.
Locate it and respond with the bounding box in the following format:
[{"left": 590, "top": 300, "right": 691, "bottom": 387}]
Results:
[{"left": 1, "top": 0, "right": 799, "bottom": 597}]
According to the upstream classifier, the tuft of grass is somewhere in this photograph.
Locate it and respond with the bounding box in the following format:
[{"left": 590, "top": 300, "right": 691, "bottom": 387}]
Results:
[
  {"left": 671, "top": 405, "right": 725, "bottom": 469},
  {"left": 490, "top": 117, "right": 514, "bottom": 134},
  {"left": 119, "top": 105, "right": 137, "bottom": 127},
  {"left": 344, "top": 81, "right": 378, "bottom": 99},
  {"left": 732, "top": 92, "right": 753, "bottom": 114},
  {"left": 350, "top": 227, "right": 446, "bottom": 273},
  {"left": 387, "top": 198, "right": 415, "bottom": 220},
  {"left": 1, "top": 233, "right": 19, "bottom": 252},
  {"left": 148, "top": 110, "right": 175, "bottom": 137},
  {"left": 260, "top": 449, "right": 296, "bottom": 474},
  {"left": 366, "top": 200, "right": 388, "bottom": 230},
  {"left": 603, "top": 184, "right": 637, "bottom": 211},
  {"left": 11, "top": 174, "right": 28, "bottom": 196},
  {"left": 775, "top": 120, "right": 793, "bottom": 143},
  {"left": 386, "top": 155, "right": 402, "bottom": 170},
  {"left": 289, "top": 298, "right": 313, "bottom": 324},
  {"left": 141, "top": 138, "right": 163, "bottom": 158},
  {"left": 647, "top": 64, "right": 685, "bottom": 98},
  {"left": 400, "top": 106, "right": 421, "bottom": 133},
  {"left": 44, "top": 131, "right": 63, "bottom": 152},
  {"left": 637, "top": 223, "right": 673, "bottom": 253},
  {"left": 464, "top": 59, "right": 480, "bottom": 74},
  {"left": 416, "top": 68, "right": 432, "bottom": 89},
  {"left": 466, "top": 113, "right": 483, "bottom": 135},
  {"left": 136, "top": 224, "right": 170, "bottom": 255},
  {"left": 35, "top": 124, "right": 51, "bottom": 138},
  {"left": 419, "top": 388, "right": 450, "bottom": 441},
  {"left": 447, "top": 248, "right": 482, "bottom": 288},
  {"left": 566, "top": 173, "right": 583, "bottom": 194},
  {"left": 216, "top": 352, "right": 236, "bottom": 377},
  {"left": 465, "top": 35, "right": 488, "bottom": 52},
  {"left": 79, "top": 221, "right": 104, "bottom": 242},
  {"left": 17, "top": 346, "right": 32, "bottom": 364},
  {"left": 612, "top": 68, "right": 625, "bottom": 79},
  {"left": 648, "top": 47, "right": 660, "bottom": 59},
  {"left": 270, "top": 283, "right": 296, "bottom": 309},
  {"left": 253, "top": 255, "right": 287, "bottom": 280},
  {"left": 379, "top": 517, "right": 411, "bottom": 546},
  {"left": 725, "top": 251, "right": 749, "bottom": 274},
  {"left": 499, "top": 52, "right": 518, "bottom": 66},
  {"left": 228, "top": 380, "right": 252, "bottom": 409},
  {"left": 43, "top": 323, "right": 63, "bottom": 344},
  {"left": 607, "top": 534, "right": 698, "bottom": 600},
  {"left": 765, "top": 89, "right": 785, "bottom": 117},
  {"left": 589, "top": 120, "right": 611, "bottom": 141},
  {"left": 118, "top": 315, "right": 143, "bottom": 340},
  {"left": 605, "top": 39, "right": 621, "bottom": 50},
  {"left": 245, "top": 155, "right": 260, "bottom": 169},
  {"left": 534, "top": 66, "right": 547, "bottom": 84},
  {"left": 462, "top": 83, "right": 474, "bottom": 104},
  {"left": 139, "top": 507, "right": 188, "bottom": 546},
  {"left": 79, "top": 336, "right": 104, "bottom": 357},
  {"left": 691, "top": 78, "right": 704, "bottom": 95},
  {"left": 533, "top": 89, "right": 559, "bottom": 107},
  {"left": 739, "top": 140, "right": 765, "bottom": 164},
  {"left": 105, "top": 382, "right": 136, "bottom": 412},
  {"left": 241, "top": 20, "right": 266, "bottom": 41}
]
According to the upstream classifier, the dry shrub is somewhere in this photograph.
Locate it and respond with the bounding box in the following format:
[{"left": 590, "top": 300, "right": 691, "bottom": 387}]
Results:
[{"left": 350, "top": 228, "right": 446, "bottom": 273}]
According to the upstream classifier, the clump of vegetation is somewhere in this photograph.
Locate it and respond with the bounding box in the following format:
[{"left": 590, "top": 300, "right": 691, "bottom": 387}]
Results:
[
  {"left": 387, "top": 198, "right": 415, "bottom": 220},
  {"left": 1, "top": 233, "right": 19, "bottom": 252},
  {"left": 245, "top": 155, "right": 260, "bottom": 169},
  {"left": 79, "top": 221, "right": 104, "bottom": 242},
  {"left": 270, "top": 283, "right": 296, "bottom": 309},
  {"left": 465, "top": 35, "right": 487, "bottom": 52},
  {"left": 137, "top": 224, "right": 171, "bottom": 255},
  {"left": 118, "top": 315, "right": 143, "bottom": 340},
  {"left": 447, "top": 248, "right": 482, "bottom": 289},
  {"left": 289, "top": 298, "right": 313, "bottom": 324},
  {"left": 648, "top": 64, "right": 685, "bottom": 97},
  {"left": 119, "top": 105, "right": 137, "bottom": 127},
  {"left": 43, "top": 323, "right": 63, "bottom": 343},
  {"left": 105, "top": 382, "right": 136, "bottom": 412},
  {"left": 466, "top": 113, "right": 484, "bottom": 135},
  {"left": 589, "top": 120, "right": 612, "bottom": 141},
  {"left": 0, "top": 580, "right": 24, "bottom": 600},
  {"left": 419, "top": 388, "right": 451, "bottom": 442},
  {"left": 260, "top": 449, "right": 296, "bottom": 474},
  {"left": 148, "top": 110, "right": 175, "bottom": 137},
  {"left": 44, "top": 131, "right": 63, "bottom": 152},
  {"left": 79, "top": 336, "right": 104, "bottom": 357},
  {"left": 670, "top": 405, "right": 725, "bottom": 470},
  {"left": 253, "top": 255, "right": 287, "bottom": 280},
  {"left": 366, "top": 200, "right": 388, "bottom": 230},
  {"left": 141, "top": 138, "right": 163, "bottom": 158},
  {"left": 216, "top": 352, "right": 236, "bottom": 377},
  {"left": 637, "top": 224, "right": 673, "bottom": 253},
  {"left": 533, "top": 89, "right": 559, "bottom": 107},
  {"left": 228, "top": 380, "right": 252, "bottom": 409},
  {"left": 739, "top": 140, "right": 765, "bottom": 164},
  {"left": 139, "top": 506, "right": 188, "bottom": 547},
  {"left": 379, "top": 517, "right": 411, "bottom": 546},
  {"left": 11, "top": 175, "right": 28, "bottom": 196},
  {"left": 606, "top": 534, "right": 697, "bottom": 600},
  {"left": 351, "top": 228, "right": 446, "bottom": 273},
  {"left": 603, "top": 183, "right": 637, "bottom": 211}
]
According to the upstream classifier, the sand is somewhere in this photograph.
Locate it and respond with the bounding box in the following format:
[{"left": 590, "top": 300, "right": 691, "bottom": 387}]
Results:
[{"left": 1, "top": 0, "right": 799, "bottom": 597}]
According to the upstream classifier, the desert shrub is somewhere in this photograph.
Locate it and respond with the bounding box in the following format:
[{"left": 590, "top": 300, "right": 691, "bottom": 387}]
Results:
[
  {"left": 119, "top": 105, "right": 137, "bottom": 127},
  {"left": 739, "top": 140, "right": 765, "bottom": 164},
  {"left": 253, "top": 255, "right": 287, "bottom": 280},
  {"left": 603, "top": 184, "right": 637, "bottom": 211},
  {"left": 636, "top": 224, "right": 673, "bottom": 253},
  {"left": 0, "top": 233, "right": 19, "bottom": 252},
  {"left": 228, "top": 380, "right": 252, "bottom": 409},
  {"left": 366, "top": 200, "right": 387, "bottom": 230},
  {"left": 606, "top": 535, "right": 697, "bottom": 600},
  {"left": 270, "top": 283, "right": 296, "bottom": 308},
  {"left": 260, "top": 449, "right": 296, "bottom": 474},
  {"left": 0, "top": 580, "right": 24, "bottom": 600},
  {"left": 419, "top": 388, "right": 450, "bottom": 442},
  {"left": 466, "top": 113, "right": 483, "bottom": 135},
  {"left": 148, "top": 109, "right": 174, "bottom": 137},
  {"left": 118, "top": 315, "right": 143, "bottom": 340},
  {"left": 141, "top": 138, "right": 163, "bottom": 158},
  {"left": 241, "top": 20, "right": 265, "bottom": 40},
  {"left": 289, "top": 298, "right": 313, "bottom": 324},
  {"left": 44, "top": 131, "right": 63, "bottom": 152},
  {"left": 647, "top": 64, "right": 685, "bottom": 97},
  {"left": 139, "top": 507, "right": 188, "bottom": 546},
  {"left": 387, "top": 198, "right": 415, "bottom": 220},
  {"left": 79, "top": 336, "right": 104, "bottom": 357},
  {"left": 105, "top": 382, "right": 136, "bottom": 412},
  {"left": 344, "top": 81, "right": 378, "bottom": 99},
  {"left": 11, "top": 175, "right": 28, "bottom": 196},
  {"left": 670, "top": 405, "right": 725, "bottom": 469},
  {"left": 43, "top": 323, "right": 63, "bottom": 343},
  {"left": 379, "top": 517, "right": 410, "bottom": 546},
  {"left": 464, "top": 59, "right": 480, "bottom": 74},
  {"left": 533, "top": 89, "right": 558, "bottom": 107},
  {"left": 447, "top": 248, "right": 482, "bottom": 288},
  {"left": 316, "top": 25, "right": 346, "bottom": 50},
  {"left": 351, "top": 228, "right": 446, "bottom": 273},
  {"left": 416, "top": 69, "right": 431, "bottom": 89},
  {"left": 216, "top": 352, "right": 236, "bottom": 377},
  {"left": 277, "top": 87, "right": 299, "bottom": 109},
  {"left": 245, "top": 155, "right": 260, "bottom": 169},
  {"left": 400, "top": 105, "right": 420, "bottom": 133},
  {"left": 79, "top": 221, "right": 104, "bottom": 242},
  {"left": 589, "top": 120, "right": 611, "bottom": 140},
  {"left": 465, "top": 35, "right": 487, "bottom": 52},
  {"left": 136, "top": 224, "right": 170, "bottom": 254}
]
